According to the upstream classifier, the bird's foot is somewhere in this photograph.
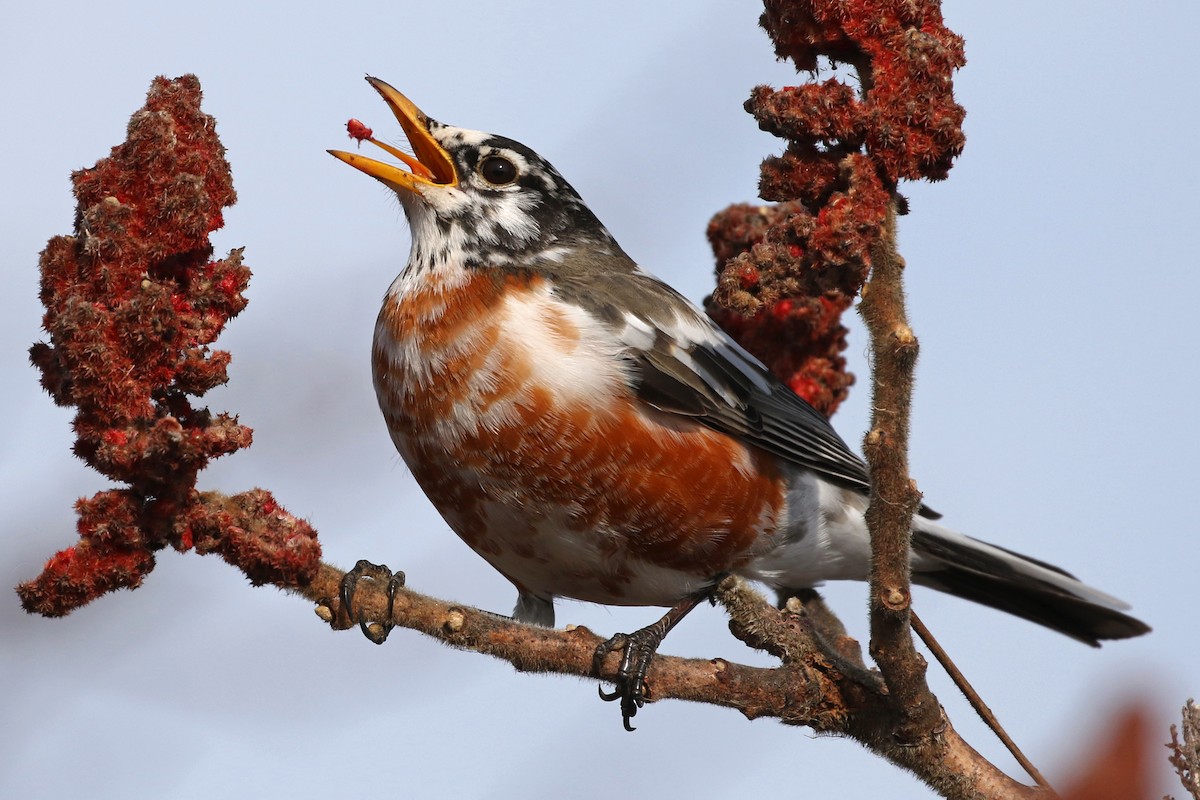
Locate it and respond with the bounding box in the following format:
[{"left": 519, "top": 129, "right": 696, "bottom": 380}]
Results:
[
  {"left": 339, "top": 559, "right": 405, "bottom": 644},
  {"left": 592, "top": 592, "right": 707, "bottom": 731},
  {"left": 593, "top": 627, "right": 662, "bottom": 731}
]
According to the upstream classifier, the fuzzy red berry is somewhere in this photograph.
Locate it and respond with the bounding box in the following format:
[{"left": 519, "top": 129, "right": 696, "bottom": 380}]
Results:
[{"left": 346, "top": 118, "right": 373, "bottom": 146}]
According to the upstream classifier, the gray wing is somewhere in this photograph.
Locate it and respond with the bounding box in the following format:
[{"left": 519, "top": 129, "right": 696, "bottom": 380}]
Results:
[
  {"left": 636, "top": 325, "right": 935, "bottom": 519},
  {"left": 548, "top": 253, "right": 896, "bottom": 502},
  {"left": 622, "top": 283, "right": 876, "bottom": 495}
]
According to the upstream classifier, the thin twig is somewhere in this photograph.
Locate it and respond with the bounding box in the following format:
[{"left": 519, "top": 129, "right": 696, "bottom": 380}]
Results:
[
  {"left": 911, "top": 610, "right": 1055, "bottom": 794},
  {"left": 1168, "top": 699, "right": 1200, "bottom": 800}
]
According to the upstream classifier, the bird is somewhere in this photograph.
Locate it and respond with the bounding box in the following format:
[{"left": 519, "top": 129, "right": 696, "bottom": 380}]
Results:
[{"left": 328, "top": 76, "right": 1149, "bottom": 727}]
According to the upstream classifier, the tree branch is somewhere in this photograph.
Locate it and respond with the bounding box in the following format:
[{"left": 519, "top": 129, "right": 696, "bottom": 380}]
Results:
[
  {"left": 300, "top": 560, "right": 1044, "bottom": 799},
  {"left": 1169, "top": 700, "right": 1200, "bottom": 800},
  {"left": 858, "top": 201, "right": 939, "bottom": 739}
]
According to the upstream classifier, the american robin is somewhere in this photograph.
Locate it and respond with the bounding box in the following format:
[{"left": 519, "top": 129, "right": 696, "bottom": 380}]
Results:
[{"left": 329, "top": 76, "right": 1148, "bottom": 727}]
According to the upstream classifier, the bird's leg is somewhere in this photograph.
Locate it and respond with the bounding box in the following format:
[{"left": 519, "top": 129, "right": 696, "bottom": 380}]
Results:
[
  {"left": 339, "top": 559, "right": 406, "bottom": 644},
  {"left": 593, "top": 591, "right": 707, "bottom": 731}
]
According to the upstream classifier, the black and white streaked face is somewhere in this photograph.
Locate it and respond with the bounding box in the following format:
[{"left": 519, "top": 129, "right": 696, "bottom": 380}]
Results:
[{"left": 401, "top": 121, "right": 617, "bottom": 270}]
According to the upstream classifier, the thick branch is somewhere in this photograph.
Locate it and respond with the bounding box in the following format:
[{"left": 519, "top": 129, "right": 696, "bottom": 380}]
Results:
[
  {"left": 299, "top": 562, "right": 1042, "bottom": 800},
  {"left": 858, "top": 202, "right": 941, "bottom": 740},
  {"left": 305, "top": 565, "right": 835, "bottom": 723}
]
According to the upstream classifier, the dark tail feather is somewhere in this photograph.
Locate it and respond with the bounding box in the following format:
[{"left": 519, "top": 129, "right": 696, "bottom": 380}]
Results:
[{"left": 911, "top": 524, "right": 1151, "bottom": 646}]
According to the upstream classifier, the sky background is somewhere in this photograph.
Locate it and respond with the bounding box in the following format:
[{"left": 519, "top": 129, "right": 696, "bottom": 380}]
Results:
[{"left": 2, "top": 2, "right": 1197, "bottom": 798}]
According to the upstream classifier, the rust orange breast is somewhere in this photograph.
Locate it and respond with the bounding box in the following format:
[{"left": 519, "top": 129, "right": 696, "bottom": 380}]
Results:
[{"left": 372, "top": 269, "right": 788, "bottom": 600}]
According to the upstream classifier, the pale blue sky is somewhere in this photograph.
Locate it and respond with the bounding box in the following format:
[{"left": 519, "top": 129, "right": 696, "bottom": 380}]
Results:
[{"left": 2, "top": 2, "right": 1197, "bottom": 798}]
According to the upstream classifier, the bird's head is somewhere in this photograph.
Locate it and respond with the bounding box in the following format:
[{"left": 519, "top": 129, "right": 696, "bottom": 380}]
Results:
[{"left": 329, "top": 76, "right": 614, "bottom": 271}]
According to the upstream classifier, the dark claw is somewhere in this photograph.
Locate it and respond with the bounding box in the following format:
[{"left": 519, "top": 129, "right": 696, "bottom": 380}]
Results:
[
  {"left": 339, "top": 559, "right": 405, "bottom": 644},
  {"left": 592, "top": 628, "right": 664, "bottom": 731},
  {"left": 590, "top": 592, "right": 708, "bottom": 731}
]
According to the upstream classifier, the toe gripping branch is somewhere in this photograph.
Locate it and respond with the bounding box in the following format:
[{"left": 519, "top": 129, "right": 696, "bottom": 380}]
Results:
[
  {"left": 339, "top": 559, "right": 406, "bottom": 644},
  {"left": 592, "top": 591, "right": 708, "bottom": 731}
]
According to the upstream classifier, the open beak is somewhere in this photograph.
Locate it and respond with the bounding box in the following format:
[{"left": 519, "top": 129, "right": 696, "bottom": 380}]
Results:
[{"left": 328, "top": 77, "right": 458, "bottom": 193}]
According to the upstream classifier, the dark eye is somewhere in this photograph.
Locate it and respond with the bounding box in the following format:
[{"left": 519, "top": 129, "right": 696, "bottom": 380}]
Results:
[{"left": 479, "top": 155, "right": 518, "bottom": 185}]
